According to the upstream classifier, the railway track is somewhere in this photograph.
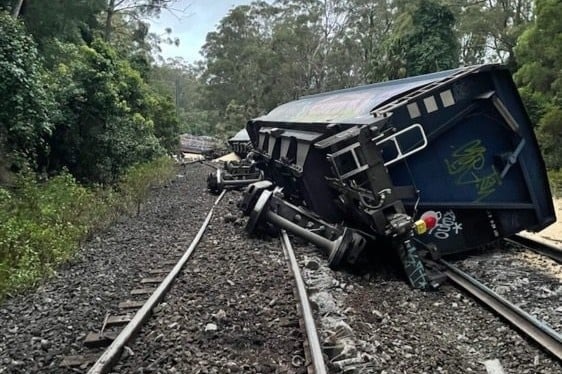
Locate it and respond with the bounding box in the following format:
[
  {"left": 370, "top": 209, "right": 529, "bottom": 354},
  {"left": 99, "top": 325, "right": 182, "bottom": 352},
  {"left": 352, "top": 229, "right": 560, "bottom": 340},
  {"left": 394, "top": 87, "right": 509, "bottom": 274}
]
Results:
[
  {"left": 60, "top": 187, "right": 328, "bottom": 373},
  {"left": 442, "top": 259, "right": 562, "bottom": 361},
  {"left": 2, "top": 161, "right": 559, "bottom": 373},
  {"left": 444, "top": 236, "right": 562, "bottom": 363},
  {"left": 280, "top": 230, "right": 327, "bottom": 374},
  {"left": 61, "top": 190, "right": 227, "bottom": 372},
  {"left": 505, "top": 234, "right": 562, "bottom": 264}
]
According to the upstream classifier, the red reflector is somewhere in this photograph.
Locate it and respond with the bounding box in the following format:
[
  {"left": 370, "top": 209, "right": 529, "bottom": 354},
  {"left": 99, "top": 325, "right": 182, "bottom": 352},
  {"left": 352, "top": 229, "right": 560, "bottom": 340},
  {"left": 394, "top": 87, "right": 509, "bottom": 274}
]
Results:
[{"left": 423, "top": 215, "right": 437, "bottom": 230}]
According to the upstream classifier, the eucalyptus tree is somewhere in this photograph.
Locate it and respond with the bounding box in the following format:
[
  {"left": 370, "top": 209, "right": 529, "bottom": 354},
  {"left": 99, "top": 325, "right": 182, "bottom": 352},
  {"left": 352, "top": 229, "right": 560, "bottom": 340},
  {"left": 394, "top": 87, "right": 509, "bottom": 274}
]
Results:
[
  {"left": 514, "top": 0, "right": 561, "bottom": 169},
  {"left": 272, "top": 0, "right": 352, "bottom": 92},
  {"left": 104, "top": 0, "right": 179, "bottom": 41},
  {"left": 383, "top": 0, "right": 459, "bottom": 79},
  {"left": 445, "top": 0, "right": 534, "bottom": 68},
  {"left": 339, "top": 0, "right": 395, "bottom": 83},
  {"left": 202, "top": 3, "right": 278, "bottom": 123}
]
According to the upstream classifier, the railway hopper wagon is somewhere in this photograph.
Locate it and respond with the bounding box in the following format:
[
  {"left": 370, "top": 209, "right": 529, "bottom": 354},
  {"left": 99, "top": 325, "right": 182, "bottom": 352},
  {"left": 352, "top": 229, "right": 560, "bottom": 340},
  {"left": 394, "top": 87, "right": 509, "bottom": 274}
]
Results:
[
  {"left": 207, "top": 128, "right": 263, "bottom": 193},
  {"left": 233, "top": 64, "right": 555, "bottom": 289},
  {"left": 229, "top": 128, "right": 252, "bottom": 157}
]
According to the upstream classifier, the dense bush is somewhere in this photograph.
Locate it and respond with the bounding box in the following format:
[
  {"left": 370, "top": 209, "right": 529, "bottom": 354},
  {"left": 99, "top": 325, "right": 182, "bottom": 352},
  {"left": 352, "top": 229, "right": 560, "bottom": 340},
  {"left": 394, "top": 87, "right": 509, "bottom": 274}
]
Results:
[
  {"left": 0, "top": 6, "right": 183, "bottom": 298},
  {"left": 47, "top": 40, "right": 168, "bottom": 184},
  {"left": 0, "top": 12, "right": 54, "bottom": 175},
  {"left": 515, "top": 0, "right": 562, "bottom": 170},
  {"left": 119, "top": 157, "right": 176, "bottom": 215},
  {"left": 0, "top": 158, "right": 175, "bottom": 299}
]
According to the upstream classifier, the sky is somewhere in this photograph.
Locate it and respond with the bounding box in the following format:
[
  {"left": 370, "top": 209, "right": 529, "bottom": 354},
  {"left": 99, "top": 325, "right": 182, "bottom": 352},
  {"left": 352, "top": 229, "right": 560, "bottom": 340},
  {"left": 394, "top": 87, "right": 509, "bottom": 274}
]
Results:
[{"left": 149, "top": 0, "right": 260, "bottom": 63}]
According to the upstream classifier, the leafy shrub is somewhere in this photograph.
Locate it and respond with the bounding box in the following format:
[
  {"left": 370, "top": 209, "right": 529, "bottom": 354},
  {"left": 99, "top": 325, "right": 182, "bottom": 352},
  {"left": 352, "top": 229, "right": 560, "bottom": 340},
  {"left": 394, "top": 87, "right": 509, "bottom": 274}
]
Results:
[
  {"left": 119, "top": 157, "right": 176, "bottom": 215},
  {"left": 0, "top": 172, "right": 93, "bottom": 295},
  {"left": 0, "top": 158, "right": 176, "bottom": 298},
  {"left": 0, "top": 11, "right": 54, "bottom": 171},
  {"left": 47, "top": 39, "right": 167, "bottom": 184}
]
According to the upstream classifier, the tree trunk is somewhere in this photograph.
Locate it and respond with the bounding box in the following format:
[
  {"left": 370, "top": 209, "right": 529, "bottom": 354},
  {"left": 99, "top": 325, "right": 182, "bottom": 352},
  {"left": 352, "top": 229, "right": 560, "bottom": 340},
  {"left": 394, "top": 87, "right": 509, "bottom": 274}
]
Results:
[
  {"left": 104, "top": 0, "right": 116, "bottom": 41},
  {"left": 11, "top": 0, "right": 24, "bottom": 18}
]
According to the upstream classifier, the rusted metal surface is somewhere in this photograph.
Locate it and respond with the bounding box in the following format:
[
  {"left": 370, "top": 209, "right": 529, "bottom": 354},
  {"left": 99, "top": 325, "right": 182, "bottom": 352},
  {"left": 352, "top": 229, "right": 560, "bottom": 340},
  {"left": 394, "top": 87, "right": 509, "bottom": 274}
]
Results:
[
  {"left": 147, "top": 268, "right": 172, "bottom": 274},
  {"left": 83, "top": 332, "right": 117, "bottom": 348},
  {"left": 60, "top": 354, "right": 100, "bottom": 368},
  {"left": 118, "top": 300, "right": 146, "bottom": 309},
  {"left": 140, "top": 276, "right": 165, "bottom": 284},
  {"left": 180, "top": 134, "right": 219, "bottom": 154},
  {"left": 105, "top": 315, "right": 133, "bottom": 327},
  {"left": 130, "top": 288, "right": 156, "bottom": 295}
]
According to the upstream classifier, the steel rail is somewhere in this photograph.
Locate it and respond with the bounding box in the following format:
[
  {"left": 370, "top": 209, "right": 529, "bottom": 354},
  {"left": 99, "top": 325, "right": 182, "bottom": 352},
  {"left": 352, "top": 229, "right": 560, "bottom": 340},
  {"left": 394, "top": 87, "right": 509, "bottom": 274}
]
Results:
[
  {"left": 200, "top": 160, "right": 220, "bottom": 169},
  {"left": 88, "top": 190, "right": 227, "bottom": 374},
  {"left": 441, "top": 260, "right": 562, "bottom": 361},
  {"left": 280, "top": 230, "right": 327, "bottom": 374},
  {"left": 504, "top": 234, "right": 562, "bottom": 264}
]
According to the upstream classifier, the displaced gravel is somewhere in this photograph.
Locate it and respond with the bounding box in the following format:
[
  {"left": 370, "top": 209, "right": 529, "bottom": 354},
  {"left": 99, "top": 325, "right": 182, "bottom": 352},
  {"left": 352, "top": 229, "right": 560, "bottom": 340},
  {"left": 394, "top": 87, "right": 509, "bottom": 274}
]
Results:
[
  {"left": 454, "top": 246, "right": 562, "bottom": 332},
  {"left": 294, "top": 243, "right": 562, "bottom": 373},
  {"left": 0, "top": 163, "right": 215, "bottom": 373}
]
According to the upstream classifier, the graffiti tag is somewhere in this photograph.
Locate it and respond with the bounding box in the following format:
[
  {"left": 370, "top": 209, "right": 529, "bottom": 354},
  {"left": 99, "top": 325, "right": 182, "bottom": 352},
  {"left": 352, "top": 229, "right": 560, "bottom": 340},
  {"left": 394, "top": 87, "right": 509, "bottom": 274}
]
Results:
[
  {"left": 424, "top": 210, "right": 462, "bottom": 240},
  {"left": 445, "top": 139, "right": 501, "bottom": 202}
]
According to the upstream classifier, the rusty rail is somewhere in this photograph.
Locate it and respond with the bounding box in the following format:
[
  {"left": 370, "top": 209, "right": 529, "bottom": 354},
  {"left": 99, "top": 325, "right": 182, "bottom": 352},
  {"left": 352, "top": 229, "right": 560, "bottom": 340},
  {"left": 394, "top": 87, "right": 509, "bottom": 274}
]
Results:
[
  {"left": 87, "top": 190, "right": 227, "bottom": 373},
  {"left": 280, "top": 230, "right": 327, "bottom": 374}
]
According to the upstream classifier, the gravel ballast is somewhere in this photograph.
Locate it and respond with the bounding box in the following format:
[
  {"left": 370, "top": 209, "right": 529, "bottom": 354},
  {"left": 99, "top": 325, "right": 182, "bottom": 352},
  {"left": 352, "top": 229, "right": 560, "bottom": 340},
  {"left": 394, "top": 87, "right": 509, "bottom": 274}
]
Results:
[
  {"left": 116, "top": 191, "right": 305, "bottom": 373},
  {"left": 296, "top": 243, "right": 562, "bottom": 373},
  {"left": 0, "top": 164, "right": 215, "bottom": 373},
  {"left": 1, "top": 162, "right": 561, "bottom": 373},
  {"left": 454, "top": 246, "right": 562, "bottom": 332}
]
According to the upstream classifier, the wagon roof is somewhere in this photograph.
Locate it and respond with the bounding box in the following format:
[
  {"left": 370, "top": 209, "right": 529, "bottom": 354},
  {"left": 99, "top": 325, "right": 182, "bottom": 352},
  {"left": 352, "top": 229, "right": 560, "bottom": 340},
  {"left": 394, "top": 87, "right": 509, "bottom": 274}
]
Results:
[
  {"left": 179, "top": 133, "right": 218, "bottom": 154},
  {"left": 254, "top": 67, "right": 473, "bottom": 124},
  {"left": 229, "top": 128, "right": 250, "bottom": 142}
]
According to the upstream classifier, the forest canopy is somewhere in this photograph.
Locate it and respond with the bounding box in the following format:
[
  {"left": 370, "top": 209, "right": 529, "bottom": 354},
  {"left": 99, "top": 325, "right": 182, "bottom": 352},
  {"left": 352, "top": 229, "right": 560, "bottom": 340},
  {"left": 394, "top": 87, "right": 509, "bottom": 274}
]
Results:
[{"left": 0, "top": 0, "right": 560, "bottom": 175}]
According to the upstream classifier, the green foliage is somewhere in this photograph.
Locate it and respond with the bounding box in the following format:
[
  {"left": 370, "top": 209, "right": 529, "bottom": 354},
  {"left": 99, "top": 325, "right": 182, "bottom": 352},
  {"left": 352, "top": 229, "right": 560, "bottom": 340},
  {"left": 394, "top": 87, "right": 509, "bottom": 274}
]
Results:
[
  {"left": 0, "top": 171, "right": 96, "bottom": 296},
  {"left": 0, "top": 158, "right": 176, "bottom": 298},
  {"left": 0, "top": 11, "right": 54, "bottom": 171},
  {"left": 118, "top": 157, "right": 175, "bottom": 215},
  {"left": 47, "top": 39, "right": 167, "bottom": 184},
  {"left": 445, "top": 0, "right": 533, "bottom": 68},
  {"left": 514, "top": 0, "right": 562, "bottom": 169},
  {"left": 21, "top": 0, "right": 106, "bottom": 50},
  {"left": 0, "top": 0, "right": 182, "bottom": 298},
  {"left": 148, "top": 93, "right": 180, "bottom": 153},
  {"left": 104, "top": 0, "right": 177, "bottom": 42},
  {"left": 385, "top": 0, "right": 459, "bottom": 79}
]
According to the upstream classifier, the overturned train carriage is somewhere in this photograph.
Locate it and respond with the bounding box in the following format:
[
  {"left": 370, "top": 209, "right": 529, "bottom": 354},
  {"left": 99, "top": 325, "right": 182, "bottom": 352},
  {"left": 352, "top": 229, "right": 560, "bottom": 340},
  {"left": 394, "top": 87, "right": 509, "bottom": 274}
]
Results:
[
  {"left": 240, "top": 64, "right": 555, "bottom": 289},
  {"left": 228, "top": 129, "right": 252, "bottom": 157}
]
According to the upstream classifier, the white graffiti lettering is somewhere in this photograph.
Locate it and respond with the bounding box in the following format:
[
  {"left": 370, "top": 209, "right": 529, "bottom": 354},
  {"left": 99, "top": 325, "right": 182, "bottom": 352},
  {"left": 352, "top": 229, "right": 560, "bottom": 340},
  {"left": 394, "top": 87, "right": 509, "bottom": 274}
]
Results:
[{"left": 427, "top": 210, "right": 463, "bottom": 240}]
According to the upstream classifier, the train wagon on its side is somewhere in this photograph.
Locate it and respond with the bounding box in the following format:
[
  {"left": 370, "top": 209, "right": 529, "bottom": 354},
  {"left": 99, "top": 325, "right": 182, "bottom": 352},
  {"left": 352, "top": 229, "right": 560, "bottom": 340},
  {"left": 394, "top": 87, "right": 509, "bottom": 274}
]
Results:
[
  {"left": 236, "top": 64, "right": 555, "bottom": 289},
  {"left": 228, "top": 129, "right": 251, "bottom": 157}
]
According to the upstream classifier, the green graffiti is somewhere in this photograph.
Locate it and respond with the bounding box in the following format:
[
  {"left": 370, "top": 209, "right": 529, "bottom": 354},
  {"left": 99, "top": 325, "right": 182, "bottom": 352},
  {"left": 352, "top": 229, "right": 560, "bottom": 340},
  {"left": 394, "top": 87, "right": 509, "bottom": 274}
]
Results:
[{"left": 445, "top": 139, "right": 501, "bottom": 201}]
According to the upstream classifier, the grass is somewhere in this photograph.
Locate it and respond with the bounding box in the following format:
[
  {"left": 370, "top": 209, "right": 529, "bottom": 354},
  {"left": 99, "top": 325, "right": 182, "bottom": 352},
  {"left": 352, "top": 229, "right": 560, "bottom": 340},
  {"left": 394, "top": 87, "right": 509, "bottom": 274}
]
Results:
[{"left": 0, "top": 157, "right": 176, "bottom": 299}]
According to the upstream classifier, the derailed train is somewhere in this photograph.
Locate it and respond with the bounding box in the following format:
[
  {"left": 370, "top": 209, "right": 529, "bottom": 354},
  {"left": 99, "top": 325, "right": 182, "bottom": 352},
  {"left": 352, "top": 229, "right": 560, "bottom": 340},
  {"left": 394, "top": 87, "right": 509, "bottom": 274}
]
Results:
[{"left": 209, "top": 64, "right": 555, "bottom": 289}]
